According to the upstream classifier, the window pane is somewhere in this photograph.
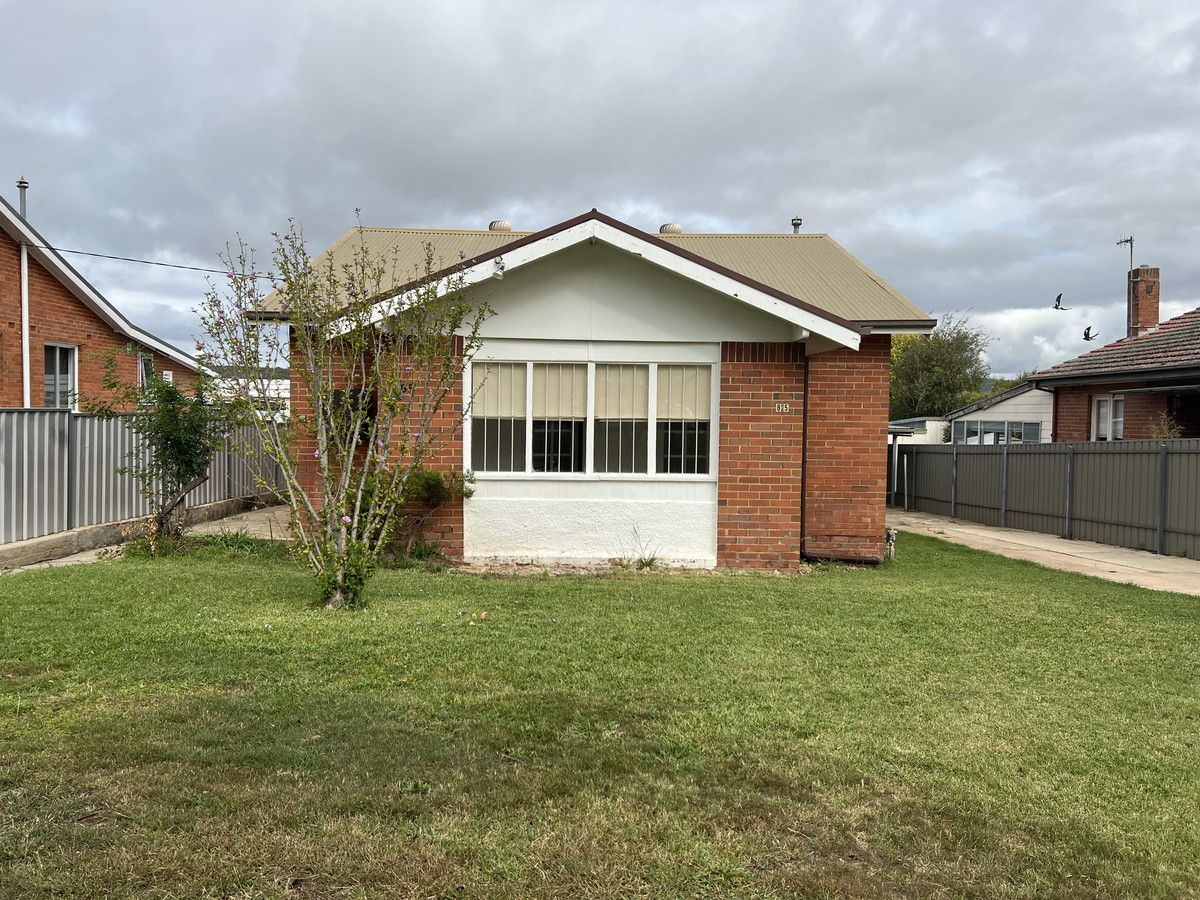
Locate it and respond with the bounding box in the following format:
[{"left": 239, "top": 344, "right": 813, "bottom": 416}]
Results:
[
  {"left": 595, "top": 365, "right": 648, "bottom": 473},
  {"left": 982, "top": 421, "right": 1005, "bottom": 445},
  {"left": 471, "top": 417, "right": 526, "bottom": 472},
  {"left": 594, "top": 420, "right": 648, "bottom": 473},
  {"left": 656, "top": 421, "right": 710, "bottom": 474},
  {"left": 656, "top": 365, "right": 710, "bottom": 474},
  {"left": 1112, "top": 398, "right": 1125, "bottom": 440},
  {"left": 965, "top": 421, "right": 980, "bottom": 444},
  {"left": 42, "top": 346, "right": 73, "bottom": 409},
  {"left": 1024, "top": 422, "right": 1040, "bottom": 443},
  {"left": 43, "top": 346, "right": 57, "bottom": 407},
  {"left": 952, "top": 421, "right": 965, "bottom": 443},
  {"left": 1096, "top": 399, "right": 1109, "bottom": 440},
  {"left": 471, "top": 362, "right": 527, "bottom": 472},
  {"left": 532, "top": 420, "right": 585, "bottom": 472},
  {"left": 138, "top": 354, "right": 154, "bottom": 385}
]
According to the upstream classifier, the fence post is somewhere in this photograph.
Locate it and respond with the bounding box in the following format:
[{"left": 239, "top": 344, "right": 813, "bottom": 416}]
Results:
[
  {"left": 1000, "top": 444, "right": 1009, "bottom": 528},
  {"left": 1065, "top": 444, "right": 1075, "bottom": 540},
  {"left": 950, "top": 445, "right": 958, "bottom": 518},
  {"left": 1157, "top": 442, "right": 1169, "bottom": 555}
]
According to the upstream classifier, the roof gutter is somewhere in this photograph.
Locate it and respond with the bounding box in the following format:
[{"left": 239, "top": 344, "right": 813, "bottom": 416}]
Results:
[{"left": 1030, "top": 366, "right": 1200, "bottom": 389}]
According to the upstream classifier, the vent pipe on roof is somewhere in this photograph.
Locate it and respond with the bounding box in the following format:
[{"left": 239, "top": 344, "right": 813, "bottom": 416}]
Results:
[
  {"left": 489, "top": 219, "right": 512, "bottom": 232},
  {"left": 659, "top": 223, "right": 683, "bottom": 234},
  {"left": 17, "top": 176, "right": 28, "bottom": 219},
  {"left": 791, "top": 216, "right": 802, "bottom": 234}
]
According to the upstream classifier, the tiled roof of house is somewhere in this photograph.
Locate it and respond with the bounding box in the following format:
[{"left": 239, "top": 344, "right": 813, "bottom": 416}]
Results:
[
  {"left": 257, "top": 211, "right": 930, "bottom": 326},
  {"left": 1031, "top": 306, "right": 1200, "bottom": 382}
]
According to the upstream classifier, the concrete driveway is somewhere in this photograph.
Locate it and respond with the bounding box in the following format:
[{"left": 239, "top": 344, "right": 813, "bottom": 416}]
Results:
[{"left": 889, "top": 510, "right": 1200, "bottom": 597}]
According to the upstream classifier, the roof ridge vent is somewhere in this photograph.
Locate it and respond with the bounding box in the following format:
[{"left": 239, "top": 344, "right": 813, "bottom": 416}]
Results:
[
  {"left": 489, "top": 219, "right": 512, "bottom": 232},
  {"left": 659, "top": 223, "right": 684, "bottom": 234}
]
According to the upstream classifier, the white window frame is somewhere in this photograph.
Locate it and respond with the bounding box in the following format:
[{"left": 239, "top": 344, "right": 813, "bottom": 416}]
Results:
[
  {"left": 137, "top": 352, "right": 155, "bottom": 387},
  {"left": 464, "top": 341, "right": 720, "bottom": 482},
  {"left": 43, "top": 342, "right": 79, "bottom": 411},
  {"left": 1091, "top": 394, "right": 1125, "bottom": 441}
]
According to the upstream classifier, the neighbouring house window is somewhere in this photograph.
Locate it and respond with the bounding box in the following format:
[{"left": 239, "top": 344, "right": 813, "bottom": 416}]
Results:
[
  {"left": 1093, "top": 396, "right": 1125, "bottom": 441},
  {"left": 980, "top": 421, "right": 1005, "bottom": 445},
  {"left": 471, "top": 362, "right": 527, "bottom": 472},
  {"left": 656, "top": 365, "right": 711, "bottom": 474},
  {"left": 43, "top": 344, "right": 75, "bottom": 409},
  {"left": 1006, "top": 422, "right": 1042, "bottom": 443},
  {"left": 952, "top": 419, "right": 1044, "bottom": 445},
  {"left": 137, "top": 353, "right": 155, "bottom": 386},
  {"left": 532, "top": 363, "right": 587, "bottom": 472},
  {"left": 594, "top": 364, "right": 648, "bottom": 473}
]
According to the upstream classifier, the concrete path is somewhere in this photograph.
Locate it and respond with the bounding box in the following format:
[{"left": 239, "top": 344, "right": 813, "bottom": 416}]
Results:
[
  {"left": 889, "top": 510, "right": 1200, "bottom": 597},
  {"left": 188, "top": 504, "right": 292, "bottom": 541},
  {"left": 2, "top": 506, "right": 292, "bottom": 575}
]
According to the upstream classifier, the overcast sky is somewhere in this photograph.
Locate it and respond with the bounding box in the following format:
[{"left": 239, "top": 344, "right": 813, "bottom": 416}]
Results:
[{"left": 2, "top": 0, "right": 1197, "bottom": 375}]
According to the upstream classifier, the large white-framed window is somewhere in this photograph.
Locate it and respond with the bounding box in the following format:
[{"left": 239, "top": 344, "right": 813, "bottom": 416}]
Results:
[
  {"left": 43, "top": 343, "right": 77, "bottom": 410},
  {"left": 1092, "top": 395, "right": 1125, "bottom": 441},
  {"left": 465, "top": 348, "right": 719, "bottom": 480}
]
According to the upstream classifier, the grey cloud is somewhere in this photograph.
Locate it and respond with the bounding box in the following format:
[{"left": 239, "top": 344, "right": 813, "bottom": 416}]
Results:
[{"left": 1, "top": 0, "right": 1197, "bottom": 371}]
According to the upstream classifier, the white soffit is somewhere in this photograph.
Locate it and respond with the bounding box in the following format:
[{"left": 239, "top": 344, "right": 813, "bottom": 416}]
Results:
[{"left": 364, "top": 220, "right": 863, "bottom": 350}]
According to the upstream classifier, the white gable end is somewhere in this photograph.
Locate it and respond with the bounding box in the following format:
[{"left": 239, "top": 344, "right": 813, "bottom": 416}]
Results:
[{"left": 366, "top": 218, "right": 862, "bottom": 349}]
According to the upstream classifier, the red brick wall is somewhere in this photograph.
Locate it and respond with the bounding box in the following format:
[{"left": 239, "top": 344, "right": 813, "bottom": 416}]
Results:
[
  {"left": 802, "top": 334, "right": 891, "bottom": 563},
  {"left": 289, "top": 338, "right": 465, "bottom": 558},
  {"left": 1, "top": 233, "right": 194, "bottom": 408},
  {"left": 717, "top": 341, "right": 805, "bottom": 569},
  {"left": 1053, "top": 383, "right": 1170, "bottom": 441},
  {"left": 289, "top": 335, "right": 892, "bottom": 568}
]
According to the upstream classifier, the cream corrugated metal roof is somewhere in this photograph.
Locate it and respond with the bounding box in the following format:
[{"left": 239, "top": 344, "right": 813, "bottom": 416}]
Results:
[{"left": 259, "top": 218, "right": 930, "bottom": 325}]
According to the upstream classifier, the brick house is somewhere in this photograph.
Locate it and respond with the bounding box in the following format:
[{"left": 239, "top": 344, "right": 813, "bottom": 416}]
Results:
[
  {"left": 268, "top": 210, "right": 933, "bottom": 567},
  {"left": 1030, "top": 266, "right": 1200, "bottom": 441},
  {"left": 0, "top": 183, "right": 199, "bottom": 410}
]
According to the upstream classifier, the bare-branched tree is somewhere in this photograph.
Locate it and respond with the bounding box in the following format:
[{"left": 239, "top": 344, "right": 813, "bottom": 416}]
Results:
[{"left": 198, "top": 219, "right": 489, "bottom": 608}]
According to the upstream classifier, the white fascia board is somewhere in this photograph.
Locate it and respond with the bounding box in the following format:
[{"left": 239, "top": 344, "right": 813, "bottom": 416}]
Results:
[
  {"left": 358, "top": 219, "right": 862, "bottom": 349},
  {"left": 0, "top": 204, "right": 202, "bottom": 373}
]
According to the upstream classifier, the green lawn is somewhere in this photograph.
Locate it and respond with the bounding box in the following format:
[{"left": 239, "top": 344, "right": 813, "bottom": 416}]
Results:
[{"left": 1, "top": 535, "right": 1197, "bottom": 898}]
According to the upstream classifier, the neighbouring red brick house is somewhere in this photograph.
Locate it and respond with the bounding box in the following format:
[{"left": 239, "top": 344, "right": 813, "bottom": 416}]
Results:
[
  {"left": 0, "top": 183, "right": 199, "bottom": 410},
  {"left": 266, "top": 210, "right": 933, "bottom": 567},
  {"left": 1031, "top": 266, "right": 1200, "bottom": 441}
]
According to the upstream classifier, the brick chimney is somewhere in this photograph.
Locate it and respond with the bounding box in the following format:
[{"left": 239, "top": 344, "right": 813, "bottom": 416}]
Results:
[{"left": 1127, "top": 265, "right": 1160, "bottom": 338}]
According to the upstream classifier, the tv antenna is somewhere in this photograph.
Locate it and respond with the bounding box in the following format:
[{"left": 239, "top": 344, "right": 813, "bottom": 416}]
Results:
[{"left": 1116, "top": 234, "right": 1134, "bottom": 271}]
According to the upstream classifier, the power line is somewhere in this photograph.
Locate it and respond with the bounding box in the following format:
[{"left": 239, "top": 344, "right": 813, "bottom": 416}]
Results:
[{"left": 23, "top": 241, "right": 273, "bottom": 279}]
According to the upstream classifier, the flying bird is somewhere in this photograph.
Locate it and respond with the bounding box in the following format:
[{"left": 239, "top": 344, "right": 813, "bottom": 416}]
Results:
[
  {"left": 1083, "top": 326, "right": 1099, "bottom": 342},
  {"left": 1053, "top": 293, "right": 1070, "bottom": 310}
]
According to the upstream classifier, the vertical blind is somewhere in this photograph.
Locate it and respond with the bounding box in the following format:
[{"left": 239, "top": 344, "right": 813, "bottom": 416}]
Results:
[{"left": 657, "top": 365, "right": 711, "bottom": 421}]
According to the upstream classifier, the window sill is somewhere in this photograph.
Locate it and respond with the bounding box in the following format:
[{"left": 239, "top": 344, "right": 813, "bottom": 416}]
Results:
[{"left": 471, "top": 472, "right": 716, "bottom": 483}]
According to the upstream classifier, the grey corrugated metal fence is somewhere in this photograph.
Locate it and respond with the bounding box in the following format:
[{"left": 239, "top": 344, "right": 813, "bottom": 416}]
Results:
[
  {"left": 890, "top": 439, "right": 1200, "bottom": 560},
  {"left": 0, "top": 410, "right": 280, "bottom": 545}
]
